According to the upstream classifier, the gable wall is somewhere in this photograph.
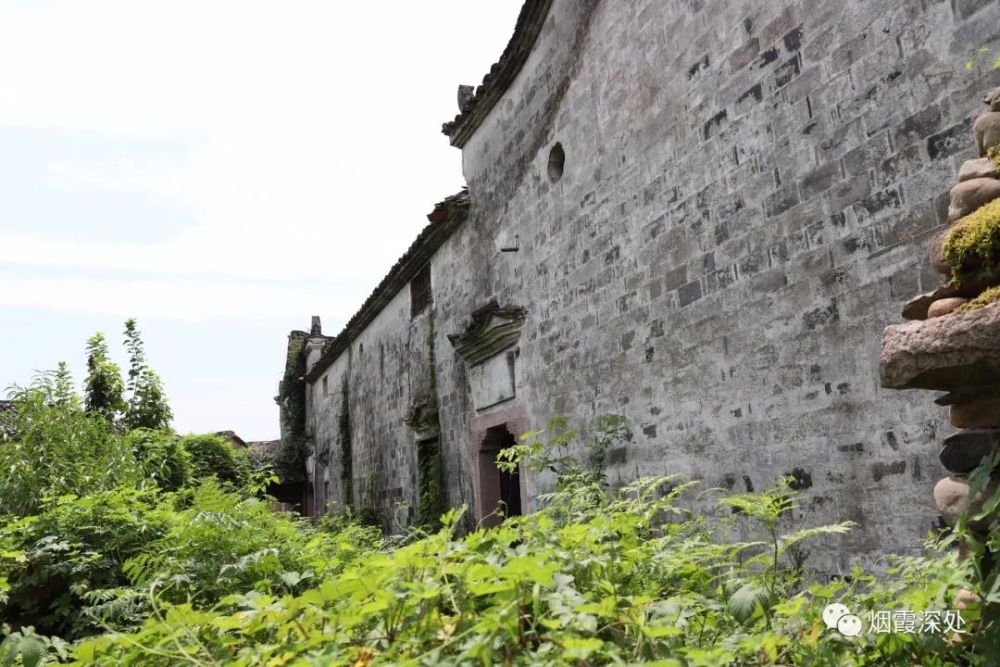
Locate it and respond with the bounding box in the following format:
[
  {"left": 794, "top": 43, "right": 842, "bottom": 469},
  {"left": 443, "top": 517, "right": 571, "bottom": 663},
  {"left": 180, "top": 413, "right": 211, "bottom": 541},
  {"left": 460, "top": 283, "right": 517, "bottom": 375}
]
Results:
[
  {"left": 305, "top": 0, "right": 1000, "bottom": 570},
  {"left": 442, "top": 0, "right": 1000, "bottom": 568}
]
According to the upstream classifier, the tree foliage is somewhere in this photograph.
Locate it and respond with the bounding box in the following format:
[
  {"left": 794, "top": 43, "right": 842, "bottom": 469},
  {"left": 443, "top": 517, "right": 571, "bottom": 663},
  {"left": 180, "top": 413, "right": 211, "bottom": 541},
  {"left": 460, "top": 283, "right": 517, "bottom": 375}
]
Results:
[
  {"left": 122, "top": 318, "right": 172, "bottom": 432},
  {"left": 0, "top": 487, "right": 169, "bottom": 638},
  {"left": 180, "top": 434, "right": 251, "bottom": 487},
  {"left": 273, "top": 335, "right": 307, "bottom": 483},
  {"left": 83, "top": 333, "right": 125, "bottom": 422},
  {"left": 0, "top": 372, "right": 143, "bottom": 517},
  {"left": 126, "top": 429, "right": 192, "bottom": 492}
]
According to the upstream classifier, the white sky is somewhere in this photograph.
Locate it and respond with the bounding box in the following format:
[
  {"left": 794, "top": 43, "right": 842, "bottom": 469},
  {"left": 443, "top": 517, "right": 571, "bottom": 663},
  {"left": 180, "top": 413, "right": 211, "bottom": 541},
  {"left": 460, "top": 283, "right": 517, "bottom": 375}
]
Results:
[{"left": 0, "top": 1, "right": 524, "bottom": 440}]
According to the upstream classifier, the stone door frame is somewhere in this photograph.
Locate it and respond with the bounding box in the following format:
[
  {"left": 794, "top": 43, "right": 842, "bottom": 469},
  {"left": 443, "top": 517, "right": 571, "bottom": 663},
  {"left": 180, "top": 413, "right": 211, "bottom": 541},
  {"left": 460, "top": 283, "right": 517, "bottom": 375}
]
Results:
[{"left": 469, "top": 403, "right": 528, "bottom": 527}]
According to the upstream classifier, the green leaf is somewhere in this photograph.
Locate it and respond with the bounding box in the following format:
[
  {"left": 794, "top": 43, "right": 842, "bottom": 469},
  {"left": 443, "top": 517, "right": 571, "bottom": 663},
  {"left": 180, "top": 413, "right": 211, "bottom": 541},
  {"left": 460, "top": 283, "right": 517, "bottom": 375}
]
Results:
[
  {"left": 643, "top": 624, "right": 683, "bottom": 638},
  {"left": 562, "top": 637, "right": 603, "bottom": 659},
  {"left": 727, "top": 583, "right": 769, "bottom": 624},
  {"left": 18, "top": 637, "right": 45, "bottom": 667}
]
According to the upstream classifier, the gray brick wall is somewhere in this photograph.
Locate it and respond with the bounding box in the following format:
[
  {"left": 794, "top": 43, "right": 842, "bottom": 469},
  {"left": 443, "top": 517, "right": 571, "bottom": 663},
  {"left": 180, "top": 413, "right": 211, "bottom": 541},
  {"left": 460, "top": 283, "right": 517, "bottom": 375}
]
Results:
[{"left": 304, "top": 0, "right": 1000, "bottom": 572}]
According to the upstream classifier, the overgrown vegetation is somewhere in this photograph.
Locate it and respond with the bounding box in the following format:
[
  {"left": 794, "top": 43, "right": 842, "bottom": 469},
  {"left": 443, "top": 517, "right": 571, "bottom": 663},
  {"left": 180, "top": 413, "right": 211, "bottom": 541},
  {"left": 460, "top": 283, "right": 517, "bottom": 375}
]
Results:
[
  {"left": 274, "top": 335, "right": 307, "bottom": 482},
  {"left": 179, "top": 434, "right": 251, "bottom": 487},
  {"left": 82, "top": 334, "right": 125, "bottom": 423},
  {"left": 58, "top": 420, "right": 987, "bottom": 666},
  {"left": 1, "top": 327, "right": 997, "bottom": 664},
  {"left": 414, "top": 310, "right": 444, "bottom": 529},
  {"left": 339, "top": 375, "right": 353, "bottom": 510},
  {"left": 955, "top": 451, "right": 1000, "bottom": 652},
  {"left": 122, "top": 319, "right": 172, "bottom": 432},
  {"left": 125, "top": 429, "right": 192, "bottom": 492},
  {"left": 0, "top": 372, "right": 144, "bottom": 518},
  {"left": 415, "top": 438, "right": 444, "bottom": 530}
]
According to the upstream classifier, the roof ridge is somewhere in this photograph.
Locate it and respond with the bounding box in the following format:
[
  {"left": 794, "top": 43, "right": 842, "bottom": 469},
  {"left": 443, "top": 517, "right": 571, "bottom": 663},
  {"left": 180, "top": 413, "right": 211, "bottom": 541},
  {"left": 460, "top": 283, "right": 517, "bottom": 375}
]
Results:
[
  {"left": 303, "top": 189, "right": 471, "bottom": 382},
  {"left": 441, "top": 0, "right": 553, "bottom": 147}
]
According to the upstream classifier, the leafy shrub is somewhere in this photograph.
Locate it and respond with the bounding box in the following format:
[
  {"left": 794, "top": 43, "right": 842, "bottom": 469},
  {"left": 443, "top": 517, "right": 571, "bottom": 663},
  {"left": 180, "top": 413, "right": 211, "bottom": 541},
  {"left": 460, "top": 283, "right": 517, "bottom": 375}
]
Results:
[
  {"left": 126, "top": 429, "right": 192, "bottom": 492},
  {"left": 316, "top": 506, "right": 385, "bottom": 554},
  {"left": 71, "top": 420, "right": 981, "bottom": 666},
  {"left": 953, "top": 452, "right": 1000, "bottom": 652},
  {"left": 0, "top": 480, "right": 378, "bottom": 644},
  {"left": 0, "top": 627, "right": 68, "bottom": 667},
  {"left": 83, "top": 332, "right": 125, "bottom": 423},
  {"left": 179, "top": 434, "right": 251, "bottom": 487},
  {"left": 121, "top": 318, "right": 173, "bottom": 431},
  {"left": 0, "top": 488, "right": 169, "bottom": 639},
  {"left": 72, "top": 477, "right": 978, "bottom": 666},
  {"left": 0, "top": 375, "right": 143, "bottom": 517},
  {"left": 123, "top": 479, "right": 368, "bottom": 606}
]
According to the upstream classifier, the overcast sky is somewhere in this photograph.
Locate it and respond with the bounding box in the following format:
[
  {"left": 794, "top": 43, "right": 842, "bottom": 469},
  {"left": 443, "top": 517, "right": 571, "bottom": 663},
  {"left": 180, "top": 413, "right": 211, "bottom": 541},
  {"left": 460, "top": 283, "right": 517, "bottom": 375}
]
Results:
[{"left": 0, "top": 0, "right": 523, "bottom": 440}]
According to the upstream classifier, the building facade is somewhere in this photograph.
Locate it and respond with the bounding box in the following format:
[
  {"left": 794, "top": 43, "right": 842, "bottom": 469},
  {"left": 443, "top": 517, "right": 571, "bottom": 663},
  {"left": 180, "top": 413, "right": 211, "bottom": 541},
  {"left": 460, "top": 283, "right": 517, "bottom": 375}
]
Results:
[{"left": 282, "top": 0, "right": 1000, "bottom": 570}]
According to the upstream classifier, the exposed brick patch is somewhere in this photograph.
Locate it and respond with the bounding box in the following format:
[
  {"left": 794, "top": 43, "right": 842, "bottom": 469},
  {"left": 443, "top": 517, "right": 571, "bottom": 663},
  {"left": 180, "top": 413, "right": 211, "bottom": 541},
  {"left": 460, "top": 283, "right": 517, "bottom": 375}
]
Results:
[{"left": 927, "top": 118, "right": 973, "bottom": 161}]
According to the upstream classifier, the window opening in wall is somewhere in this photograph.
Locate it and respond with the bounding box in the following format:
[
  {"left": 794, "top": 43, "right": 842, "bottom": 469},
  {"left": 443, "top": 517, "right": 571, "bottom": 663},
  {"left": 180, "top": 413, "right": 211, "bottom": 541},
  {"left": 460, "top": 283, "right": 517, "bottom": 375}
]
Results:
[
  {"left": 547, "top": 142, "right": 565, "bottom": 182},
  {"left": 410, "top": 263, "right": 432, "bottom": 318},
  {"left": 321, "top": 375, "right": 329, "bottom": 398},
  {"left": 479, "top": 425, "right": 522, "bottom": 527}
]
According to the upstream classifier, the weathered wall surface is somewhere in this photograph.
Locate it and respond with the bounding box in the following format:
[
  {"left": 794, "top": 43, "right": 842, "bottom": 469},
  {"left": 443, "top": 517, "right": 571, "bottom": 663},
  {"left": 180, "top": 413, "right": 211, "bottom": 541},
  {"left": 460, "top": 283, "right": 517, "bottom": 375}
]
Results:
[
  {"left": 448, "top": 0, "right": 1000, "bottom": 568},
  {"left": 302, "top": 0, "right": 1000, "bottom": 571},
  {"left": 305, "top": 287, "right": 435, "bottom": 529}
]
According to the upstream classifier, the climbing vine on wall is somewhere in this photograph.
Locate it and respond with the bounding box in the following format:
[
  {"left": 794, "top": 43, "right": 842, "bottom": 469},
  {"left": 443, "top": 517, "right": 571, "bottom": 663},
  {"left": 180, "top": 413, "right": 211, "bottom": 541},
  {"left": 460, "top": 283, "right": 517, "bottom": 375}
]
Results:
[
  {"left": 413, "top": 309, "right": 445, "bottom": 529},
  {"left": 339, "top": 376, "right": 353, "bottom": 509},
  {"left": 274, "top": 336, "right": 307, "bottom": 482},
  {"left": 415, "top": 439, "right": 444, "bottom": 530}
]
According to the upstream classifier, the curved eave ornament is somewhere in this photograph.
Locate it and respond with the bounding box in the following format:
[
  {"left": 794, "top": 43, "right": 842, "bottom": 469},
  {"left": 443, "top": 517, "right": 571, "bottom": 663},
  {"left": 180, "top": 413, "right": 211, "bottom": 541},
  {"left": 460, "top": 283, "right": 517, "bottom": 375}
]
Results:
[
  {"left": 441, "top": 0, "right": 554, "bottom": 148},
  {"left": 448, "top": 301, "right": 527, "bottom": 366}
]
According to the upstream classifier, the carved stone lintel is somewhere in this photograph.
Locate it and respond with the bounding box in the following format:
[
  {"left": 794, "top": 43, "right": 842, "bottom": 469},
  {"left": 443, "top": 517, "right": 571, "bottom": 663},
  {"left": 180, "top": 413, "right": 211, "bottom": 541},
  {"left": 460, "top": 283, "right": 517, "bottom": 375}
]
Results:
[{"left": 448, "top": 300, "right": 526, "bottom": 366}]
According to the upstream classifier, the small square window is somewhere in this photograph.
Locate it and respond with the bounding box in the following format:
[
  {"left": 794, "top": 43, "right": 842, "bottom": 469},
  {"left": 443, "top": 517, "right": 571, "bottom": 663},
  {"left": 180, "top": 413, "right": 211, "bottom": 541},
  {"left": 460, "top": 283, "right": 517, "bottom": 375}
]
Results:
[{"left": 410, "top": 264, "right": 432, "bottom": 317}]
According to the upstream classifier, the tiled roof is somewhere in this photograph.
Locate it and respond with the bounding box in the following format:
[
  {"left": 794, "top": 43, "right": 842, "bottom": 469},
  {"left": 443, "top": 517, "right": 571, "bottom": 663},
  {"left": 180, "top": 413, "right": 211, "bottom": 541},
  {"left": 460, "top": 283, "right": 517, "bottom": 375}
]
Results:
[
  {"left": 247, "top": 439, "right": 305, "bottom": 483},
  {"left": 441, "top": 0, "right": 553, "bottom": 147},
  {"left": 247, "top": 439, "right": 281, "bottom": 463},
  {"left": 214, "top": 430, "right": 247, "bottom": 448},
  {"left": 0, "top": 400, "right": 16, "bottom": 436},
  {"left": 303, "top": 189, "right": 470, "bottom": 383}
]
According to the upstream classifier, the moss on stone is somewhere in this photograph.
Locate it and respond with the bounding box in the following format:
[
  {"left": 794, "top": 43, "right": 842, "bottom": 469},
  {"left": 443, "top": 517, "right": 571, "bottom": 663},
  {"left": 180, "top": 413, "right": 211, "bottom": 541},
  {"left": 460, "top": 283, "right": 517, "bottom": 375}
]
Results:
[
  {"left": 955, "top": 285, "right": 1000, "bottom": 313},
  {"left": 942, "top": 197, "right": 1000, "bottom": 286},
  {"left": 990, "top": 145, "right": 1000, "bottom": 171}
]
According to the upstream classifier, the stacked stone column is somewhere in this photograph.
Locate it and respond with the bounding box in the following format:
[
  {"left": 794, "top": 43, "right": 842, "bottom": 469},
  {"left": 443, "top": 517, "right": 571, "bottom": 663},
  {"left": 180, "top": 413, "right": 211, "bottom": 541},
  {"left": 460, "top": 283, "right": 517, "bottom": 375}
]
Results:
[{"left": 881, "top": 87, "right": 1000, "bottom": 615}]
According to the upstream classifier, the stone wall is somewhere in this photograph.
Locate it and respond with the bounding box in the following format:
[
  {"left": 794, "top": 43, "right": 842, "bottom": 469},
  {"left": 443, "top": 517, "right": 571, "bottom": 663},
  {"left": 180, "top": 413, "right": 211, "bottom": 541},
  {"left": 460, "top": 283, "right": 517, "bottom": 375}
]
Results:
[
  {"left": 305, "top": 287, "right": 435, "bottom": 529},
  {"left": 299, "top": 0, "right": 1000, "bottom": 571}
]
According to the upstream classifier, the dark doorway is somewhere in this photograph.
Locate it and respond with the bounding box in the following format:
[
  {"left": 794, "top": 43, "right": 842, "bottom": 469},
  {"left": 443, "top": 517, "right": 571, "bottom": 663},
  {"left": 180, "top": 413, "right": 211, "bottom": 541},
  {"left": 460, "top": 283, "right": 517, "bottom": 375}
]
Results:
[{"left": 479, "top": 425, "right": 523, "bottom": 526}]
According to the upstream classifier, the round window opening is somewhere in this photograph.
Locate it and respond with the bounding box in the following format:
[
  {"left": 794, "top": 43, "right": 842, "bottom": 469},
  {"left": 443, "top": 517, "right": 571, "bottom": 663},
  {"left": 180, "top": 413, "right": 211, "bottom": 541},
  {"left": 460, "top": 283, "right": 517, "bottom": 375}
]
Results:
[{"left": 547, "top": 142, "right": 565, "bottom": 182}]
